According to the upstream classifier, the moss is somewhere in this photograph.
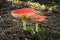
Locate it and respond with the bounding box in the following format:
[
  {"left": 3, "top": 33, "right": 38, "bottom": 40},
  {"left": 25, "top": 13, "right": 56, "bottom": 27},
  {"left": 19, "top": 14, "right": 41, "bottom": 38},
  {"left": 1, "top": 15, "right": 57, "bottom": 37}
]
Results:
[
  {"left": 26, "top": 26, "right": 32, "bottom": 31},
  {"left": 26, "top": 26, "right": 44, "bottom": 33},
  {"left": 38, "top": 29, "right": 44, "bottom": 33}
]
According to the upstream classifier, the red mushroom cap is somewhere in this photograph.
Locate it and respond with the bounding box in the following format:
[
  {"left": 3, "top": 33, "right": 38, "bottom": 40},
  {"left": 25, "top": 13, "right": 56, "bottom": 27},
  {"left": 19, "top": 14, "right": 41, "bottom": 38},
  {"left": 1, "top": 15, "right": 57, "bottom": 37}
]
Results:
[
  {"left": 30, "top": 16, "right": 45, "bottom": 22},
  {"left": 11, "top": 8, "right": 36, "bottom": 18}
]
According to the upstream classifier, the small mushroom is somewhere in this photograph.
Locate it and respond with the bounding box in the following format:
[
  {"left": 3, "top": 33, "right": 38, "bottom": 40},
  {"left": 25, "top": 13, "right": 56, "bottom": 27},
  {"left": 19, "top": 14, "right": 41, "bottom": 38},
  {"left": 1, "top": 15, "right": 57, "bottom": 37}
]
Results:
[
  {"left": 11, "top": 8, "right": 36, "bottom": 30},
  {"left": 30, "top": 16, "right": 45, "bottom": 32}
]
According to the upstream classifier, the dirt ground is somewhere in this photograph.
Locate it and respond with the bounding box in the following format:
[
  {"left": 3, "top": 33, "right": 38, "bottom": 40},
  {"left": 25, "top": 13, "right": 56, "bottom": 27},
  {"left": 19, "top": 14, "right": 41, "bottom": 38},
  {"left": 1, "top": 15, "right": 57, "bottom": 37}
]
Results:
[{"left": 0, "top": 0, "right": 60, "bottom": 40}]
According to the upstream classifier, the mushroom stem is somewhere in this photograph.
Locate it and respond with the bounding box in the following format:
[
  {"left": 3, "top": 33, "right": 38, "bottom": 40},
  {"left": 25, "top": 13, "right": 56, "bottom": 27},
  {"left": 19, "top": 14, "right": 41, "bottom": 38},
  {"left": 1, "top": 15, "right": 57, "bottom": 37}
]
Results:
[
  {"left": 23, "top": 18, "right": 26, "bottom": 30},
  {"left": 36, "top": 22, "right": 38, "bottom": 32}
]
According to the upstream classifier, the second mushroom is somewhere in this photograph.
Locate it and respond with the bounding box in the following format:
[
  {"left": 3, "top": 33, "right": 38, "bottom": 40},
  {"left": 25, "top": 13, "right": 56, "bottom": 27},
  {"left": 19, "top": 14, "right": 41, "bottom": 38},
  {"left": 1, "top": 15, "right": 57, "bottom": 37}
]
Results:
[{"left": 30, "top": 16, "right": 45, "bottom": 32}]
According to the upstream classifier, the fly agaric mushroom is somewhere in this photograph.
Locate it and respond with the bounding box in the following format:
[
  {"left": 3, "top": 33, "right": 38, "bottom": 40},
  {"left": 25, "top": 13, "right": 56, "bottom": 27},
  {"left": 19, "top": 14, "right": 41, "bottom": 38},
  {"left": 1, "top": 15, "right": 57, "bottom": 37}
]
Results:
[
  {"left": 30, "top": 16, "right": 45, "bottom": 32},
  {"left": 11, "top": 8, "right": 36, "bottom": 30}
]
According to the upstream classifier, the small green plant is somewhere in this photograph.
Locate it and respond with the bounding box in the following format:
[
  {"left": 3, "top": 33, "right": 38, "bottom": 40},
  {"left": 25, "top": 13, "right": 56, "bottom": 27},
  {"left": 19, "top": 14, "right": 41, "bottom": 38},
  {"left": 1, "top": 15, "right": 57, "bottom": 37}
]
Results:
[
  {"left": 26, "top": 26, "right": 44, "bottom": 33},
  {"left": 29, "top": 2, "right": 46, "bottom": 11},
  {"left": 13, "top": 0, "right": 20, "bottom": 5},
  {"left": 26, "top": 26, "right": 32, "bottom": 31},
  {"left": 38, "top": 29, "right": 44, "bottom": 33}
]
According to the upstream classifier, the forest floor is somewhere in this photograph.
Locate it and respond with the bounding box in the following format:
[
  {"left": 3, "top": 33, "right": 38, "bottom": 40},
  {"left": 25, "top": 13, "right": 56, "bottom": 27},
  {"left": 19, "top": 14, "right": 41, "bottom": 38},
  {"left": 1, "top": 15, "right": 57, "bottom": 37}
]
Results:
[{"left": 0, "top": 1, "right": 60, "bottom": 40}]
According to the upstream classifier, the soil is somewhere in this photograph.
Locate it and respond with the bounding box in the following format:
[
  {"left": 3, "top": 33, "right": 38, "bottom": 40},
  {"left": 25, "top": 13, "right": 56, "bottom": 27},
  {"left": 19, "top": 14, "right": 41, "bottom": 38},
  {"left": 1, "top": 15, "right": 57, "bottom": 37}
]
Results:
[{"left": 0, "top": 1, "right": 60, "bottom": 40}]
